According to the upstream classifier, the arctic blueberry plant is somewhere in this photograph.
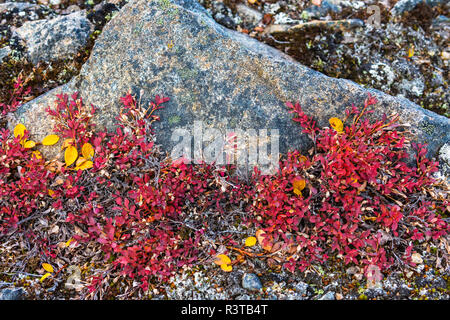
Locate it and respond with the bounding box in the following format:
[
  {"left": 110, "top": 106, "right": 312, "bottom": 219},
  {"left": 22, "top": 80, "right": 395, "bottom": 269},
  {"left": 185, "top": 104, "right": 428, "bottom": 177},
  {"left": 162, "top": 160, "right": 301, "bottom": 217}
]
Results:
[{"left": 0, "top": 78, "right": 448, "bottom": 297}]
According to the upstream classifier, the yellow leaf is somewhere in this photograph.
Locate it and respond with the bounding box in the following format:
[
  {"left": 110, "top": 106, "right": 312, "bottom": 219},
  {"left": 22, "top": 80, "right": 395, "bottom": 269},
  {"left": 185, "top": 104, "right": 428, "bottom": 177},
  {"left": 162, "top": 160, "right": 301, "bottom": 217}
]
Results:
[
  {"left": 47, "top": 189, "right": 55, "bottom": 197},
  {"left": 39, "top": 273, "right": 52, "bottom": 282},
  {"left": 14, "top": 123, "right": 26, "bottom": 138},
  {"left": 42, "top": 263, "right": 54, "bottom": 273},
  {"left": 42, "top": 134, "right": 60, "bottom": 146},
  {"left": 214, "top": 254, "right": 231, "bottom": 266},
  {"left": 245, "top": 236, "right": 257, "bottom": 247},
  {"left": 293, "top": 178, "right": 306, "bottom": 196},
  {"left": 408, "top": 46, "right": 414, "bottom": 58},
  {"left": 31, "top": 150, "right": 42, "bottom": 160},
  {"left": 65, "top": 239, "right": 73, "bottom": 247},
  {"left": 65, "top": 145, "right": 78, "bottom": 166},
  {"left": 329, "top": 117, "right": 344, "bottom": 133},
  {"left": 81, "top": 143, "right": 94, "bottom": 159},
  {"left": 76, "top": 157, "right": 87, "bottom": 167},
  {"left": 61, "top": 138, "right": 74, "bottom": 150},
  {"left": 77, "top": 160, "right": 93, "bottom": 171},
  {"left": 23, "top": 140, "right": 36, "bottom": 148},
  {"left": 220, "top": 264, "right": 233, "bottom": 272}
]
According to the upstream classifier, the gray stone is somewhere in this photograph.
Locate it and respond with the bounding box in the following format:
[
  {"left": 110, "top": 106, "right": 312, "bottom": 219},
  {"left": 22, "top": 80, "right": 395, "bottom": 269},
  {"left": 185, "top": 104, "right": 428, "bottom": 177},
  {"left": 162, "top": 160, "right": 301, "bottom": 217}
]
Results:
[
  {"left": 318, "top": 291, "right": 335, "bottom": 300},
  {"left": 0, "top": 46, "right": 11, "bottom": 63},
  {"left": 11, "top": 0, "right": 450, "bottom": 165},
  {"left": 364, "top": 287, "right": 386, "bottom": 299},
  {"left": 14, "top": 11, "right": 94, "bottom": 65},
  {"left": 391, "top": 0, "right": 447, "bottom": 16},
  {"left": 64, "top": 5, "right": 82, "bottom": 14},
  {"left": 242, "top": 273, "right": 263, "bottom": 291},
  {"left": 438, "top": 143, "right": 450, "bottom": 178},
  {"left": 304, "top": 0, "right": 342, "bottom": 18},
  {"left": 293, "top": 281, "right": 310, "bottom": 296},
  {"left": 0, "top": 2, "right": 38, "bottom": 14},
  {"left": 235, "top": 4, "right": 263, "bottom": 27},
  {"left": 0, "top": 287, "right": 26, "bottom": 300}
]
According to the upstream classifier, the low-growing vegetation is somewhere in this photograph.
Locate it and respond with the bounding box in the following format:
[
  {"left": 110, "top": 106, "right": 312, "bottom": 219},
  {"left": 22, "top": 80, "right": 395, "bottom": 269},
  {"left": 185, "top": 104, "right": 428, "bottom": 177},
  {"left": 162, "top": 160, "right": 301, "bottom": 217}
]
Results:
[{"left": 0, "top": 77, "right": 448, "bottom": 299}]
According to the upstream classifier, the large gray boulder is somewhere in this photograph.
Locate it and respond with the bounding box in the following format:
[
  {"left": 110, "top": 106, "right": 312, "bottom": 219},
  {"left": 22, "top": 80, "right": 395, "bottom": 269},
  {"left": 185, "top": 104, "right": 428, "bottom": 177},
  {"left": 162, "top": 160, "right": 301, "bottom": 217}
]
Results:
[
  {"left": 10, "top": 0, "right": 449, "bottom": 163},
  {"left": 14, "top": 10, "right": 93, "bottom": 65}
]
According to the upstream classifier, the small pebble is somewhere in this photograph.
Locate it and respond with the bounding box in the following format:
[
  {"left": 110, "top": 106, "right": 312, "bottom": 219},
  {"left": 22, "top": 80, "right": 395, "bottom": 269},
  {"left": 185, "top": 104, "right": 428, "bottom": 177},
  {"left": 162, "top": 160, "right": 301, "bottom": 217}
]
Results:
[
  {"left": 242, "top": 273, "right": 263, "bottom": 291},
  {"left": 318, "top": 291, "right": 335, "bottom": 300}
]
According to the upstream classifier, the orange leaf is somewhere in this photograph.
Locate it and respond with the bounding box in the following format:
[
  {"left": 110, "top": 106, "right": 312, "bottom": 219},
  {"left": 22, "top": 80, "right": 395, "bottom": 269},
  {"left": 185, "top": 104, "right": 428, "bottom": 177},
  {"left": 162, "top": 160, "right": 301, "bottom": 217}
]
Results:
[
  {"left": 292, "top": 178, "right": 306, "bottom": 196},
  {"left": 329, "top": 117, "right": 344, "bottom": 133},
  {"left": 42, "top": 134, "right": 60, "bottom": 146},
  {"left": 65, "top": 145, "right": 78, "bottom": 166},
  {"left": 299, "top": 155, "right": 308, "bottom": 163},
  {"left": 81, "top": 143, "right": 94, "bottom": 159},
  {"left": 256, "top": 229, "right": 273, "bottom": 251}
]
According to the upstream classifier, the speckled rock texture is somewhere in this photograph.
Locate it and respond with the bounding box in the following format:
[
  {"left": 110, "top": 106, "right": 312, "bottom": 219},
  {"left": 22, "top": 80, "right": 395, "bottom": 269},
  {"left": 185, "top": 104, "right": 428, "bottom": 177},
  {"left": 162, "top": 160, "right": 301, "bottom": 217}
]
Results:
[
  {"left": 391, "top": 0, "right": 448, "bottom": 16},
  {"left": 0, "top": 287, "right": 26, "bottom": 300},
  {"left": 0, "top": 2, "right": 39, "bottom": 14},
  {"left": 11, "top": 0, "right": 450, "bottom": 161},
  {"left": 242, "top": 273, "right": 263, "bottom": 291},
  {"left": 438, "top": 143, "right": 450, "bottom": 178},
  {"left": 14, "top": 10, "right": 93, "bottom": 65}
]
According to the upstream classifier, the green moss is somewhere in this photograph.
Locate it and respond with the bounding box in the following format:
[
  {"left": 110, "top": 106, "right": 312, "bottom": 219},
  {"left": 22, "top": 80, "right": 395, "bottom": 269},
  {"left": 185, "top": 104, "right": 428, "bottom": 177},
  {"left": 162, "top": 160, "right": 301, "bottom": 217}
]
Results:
[{"left": 168, "top": 115, "right": 181, "bottom": 125}]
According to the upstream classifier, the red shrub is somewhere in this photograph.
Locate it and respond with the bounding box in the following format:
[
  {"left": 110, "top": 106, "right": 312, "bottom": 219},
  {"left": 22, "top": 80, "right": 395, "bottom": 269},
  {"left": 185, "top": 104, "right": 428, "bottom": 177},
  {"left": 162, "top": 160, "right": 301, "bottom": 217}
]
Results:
[
  {"left": 247, "top": 94, "right": 449, "bottom": 273},
  {"left": 1, "top": 87, "right": 447, "bottom": 295},
  {"left": 0, "top": 76, "right": 31, "bottom": 116}
]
